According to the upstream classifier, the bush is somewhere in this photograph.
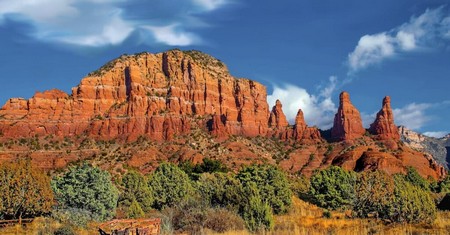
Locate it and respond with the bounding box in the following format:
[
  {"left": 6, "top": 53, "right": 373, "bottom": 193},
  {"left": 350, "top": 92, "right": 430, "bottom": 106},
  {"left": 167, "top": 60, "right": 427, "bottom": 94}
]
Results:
[
  {"left": 354, "top": 170, "right": 395, "bottom": 219},
  {"left": 404, "top": 167, "right": 430, "bottom": 191},
  {"left": 0, "top": 159, "right": 54, "bottom": 220},
  {"left": 389, "top": 175, "right": 436, "bottom": 223},
  {"left": 310, "top": 166, "right": 356, "bottom": 210},
  {"left": 51, "top": 163, "right": 119, "bottom": 221},
  {"left": 195, "top": 172, "right": 244, "bottom": 209},
  {"left": 438, "top": 175, "right": 450, "bottom": 193},
  {"left": 148, "top": 163, "right": 192, "bottom": 209},
  {"left": 127, "top": 199, "right": 145, "bottom": 219},
  {"left": 290, "top": 174, "right": 311, "bottom": 201},
  {"left": 179, "top": 158, "right": 229, "bottom": 180},
  {"left": 119, "top": 170, "right": 153, "bottom": 212},
  {"left": 53, "top": 224, "right": 75, "bottom": 235},
  {"left": 239, "top": 182, "right": 274, "bottom": 232},
  {"left": 52, "top": 208, "right": 94, "bottom": 227},
  {"left": 236, "top": 164, "right": 292, "bottom": 214},
  {"left": 204, "top": 208, "right": 245, "bottom": 233}
]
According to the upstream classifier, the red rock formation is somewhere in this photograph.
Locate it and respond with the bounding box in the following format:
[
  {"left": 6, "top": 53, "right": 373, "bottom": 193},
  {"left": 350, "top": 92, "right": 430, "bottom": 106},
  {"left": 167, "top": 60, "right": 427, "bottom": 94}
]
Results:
[
  {"left": 293, "top": 109, "right": 322, "bottom": 142},
  {"left": 369, "top": 96, "right": 400, "bottom": 140},
  {"left": 0, "top": 50, "right": 269, "bottom": 140},
  {"left": 269, "top": 100, "right": 289, "bottom": 128},
  {"left": 331, "top": 91, "right": 365, "bottom": 141}
]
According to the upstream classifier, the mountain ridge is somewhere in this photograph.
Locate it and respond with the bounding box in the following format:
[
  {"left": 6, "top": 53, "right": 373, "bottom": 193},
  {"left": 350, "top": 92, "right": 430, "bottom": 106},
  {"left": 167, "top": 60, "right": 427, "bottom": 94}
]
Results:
[{"left": 0, "top": 50, "right": 446, "bottom": 179}]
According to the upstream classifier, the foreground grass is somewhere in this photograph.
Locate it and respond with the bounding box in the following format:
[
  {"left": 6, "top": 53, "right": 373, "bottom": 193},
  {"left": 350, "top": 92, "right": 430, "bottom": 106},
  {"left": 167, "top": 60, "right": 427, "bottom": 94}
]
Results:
[{"left": 2, "top": 197, "right": 450, "bottom": 235}]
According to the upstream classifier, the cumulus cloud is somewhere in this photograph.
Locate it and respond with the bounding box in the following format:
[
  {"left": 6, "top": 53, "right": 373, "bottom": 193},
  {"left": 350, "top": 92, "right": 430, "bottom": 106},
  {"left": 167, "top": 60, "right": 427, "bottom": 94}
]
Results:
[
  {"left": 423, "top": 131, "right": 448, "bottom": 138},
  {"left": 348, "top": 6, "right": 450, "bottom": 73},
  {"left": 0, "top": 0, "right": 229, "bottom": 47},
  {"left": 393, "top": 103, "right": 433, "bottom": 130},
  {"left": 267, "top": 76, "right": 338, "bottom": 129}
]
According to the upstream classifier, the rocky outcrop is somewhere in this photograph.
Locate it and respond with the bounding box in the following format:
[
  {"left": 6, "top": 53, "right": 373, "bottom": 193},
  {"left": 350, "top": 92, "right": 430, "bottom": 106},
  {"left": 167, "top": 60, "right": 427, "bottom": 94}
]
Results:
[
  {"left": 331, "top": 92, "right": 365, "bottom": 141},
  {"left": 369, "top": 96, "right": 400, "bottom": 140},
  {"left": 0, "top": 50, "right": 269, "bottom": 141},
  {"left": 268, "top": 100, "right": 289, "bottom": 129},
  {"left": 399, "top": 126, "right": 449, "bottom": 169},
  {"left": 292, "top": 109, "right": 322, "bottom": 142}
]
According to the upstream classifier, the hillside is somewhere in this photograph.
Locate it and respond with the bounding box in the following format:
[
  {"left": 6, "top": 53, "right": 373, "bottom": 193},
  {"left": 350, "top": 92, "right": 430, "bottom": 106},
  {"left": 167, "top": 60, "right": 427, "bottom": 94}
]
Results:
[{"left": 0, "top": 49, "right": 446, "bottom": 179}]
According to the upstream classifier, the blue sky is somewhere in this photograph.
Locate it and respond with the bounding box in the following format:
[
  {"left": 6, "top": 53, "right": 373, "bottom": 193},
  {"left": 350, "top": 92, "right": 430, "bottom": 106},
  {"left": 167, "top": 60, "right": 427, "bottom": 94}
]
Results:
[{"left": 1, "top": 0, "right": 450, "bottom": 137}]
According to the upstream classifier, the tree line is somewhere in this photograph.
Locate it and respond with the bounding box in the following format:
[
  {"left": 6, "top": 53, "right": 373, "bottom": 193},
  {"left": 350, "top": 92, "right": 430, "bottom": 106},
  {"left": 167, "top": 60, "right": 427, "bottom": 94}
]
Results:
[{"left": 0, "top": 159, "right": 449, "bottom": 233}]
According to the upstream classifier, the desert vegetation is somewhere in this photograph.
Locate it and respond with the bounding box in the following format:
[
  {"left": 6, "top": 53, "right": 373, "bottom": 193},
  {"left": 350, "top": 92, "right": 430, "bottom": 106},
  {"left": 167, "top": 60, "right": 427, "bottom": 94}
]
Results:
[{"left": 0, "top": 157, "right": 449, "bottom": 234}]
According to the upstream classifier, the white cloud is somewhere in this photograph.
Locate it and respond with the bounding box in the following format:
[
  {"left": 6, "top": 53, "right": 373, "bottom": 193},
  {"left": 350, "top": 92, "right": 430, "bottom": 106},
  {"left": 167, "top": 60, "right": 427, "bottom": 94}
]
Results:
[
  {"left": 0, "top": 0, "right": 228, "bottom": 47},
  {"left": 193, "top": 0, "right": 228, "bottom": 11},
  {"left": 361, "top": 112, "right": 376, "bottom": 128},
  {"left": 348, "top": 6, "right": 450, "bottom": 73},
  {"left": 393, "top": 103, "right": 433, "bottom": 130},
  {"left": 143, "top": 25, "right": 199, "bottom": 46},
  {"left": 267, "top": 76, "right": 338, "bottom": 129},
  {"left": 423, "top": 131, "right": 448, "bottom": 138}
]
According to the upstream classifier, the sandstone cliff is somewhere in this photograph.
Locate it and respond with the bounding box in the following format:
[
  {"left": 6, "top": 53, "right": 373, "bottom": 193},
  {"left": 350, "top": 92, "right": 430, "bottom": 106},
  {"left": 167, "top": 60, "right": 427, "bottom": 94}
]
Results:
[
  {"left": 369, "top": 96, "right": 400, "bottom": 141},
  {"left": 0, "top": 50, "right": 269, "bottom": 141}
]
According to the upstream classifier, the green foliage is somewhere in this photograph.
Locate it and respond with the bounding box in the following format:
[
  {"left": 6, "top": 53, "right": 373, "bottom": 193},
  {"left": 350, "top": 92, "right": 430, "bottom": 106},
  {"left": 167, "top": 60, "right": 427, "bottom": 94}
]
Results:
[
  {"left": 438, "top": 175, "right": 450, "bottom": 193},
  {"left": 119, "top": 170, "right": 153, "bottom": 212},
  {"left": 127, "top": 199, "right": 145, "bottom": 219},
  {"left": 404, "top": 167, "right": 430, "bottom": 191},
  {"left": 148, "top": 163, "right": 192, "bottom": 209},
  {"left": 389, "top": 175, "right": 436, "bottom": 224},
  {"left": 310, "top": 166, "right": 356, "bottom": 210},
  {"left": 239, "top": 182, "right": 274, "bottom": 232},
  {"left": 52, "top": 208, "right": 94, "bottom": 228},
  {"left": 0, "top": 159, "right": 54, "bottom": 220},
  {"left": 195, "top": 172, "right": 243, "bottom": 209},
  {"left": 179, "top": 158, "right": 229, "bottom": 180},
  {"left": 51, "top": 163, "right": 119, "bottom": 221},
  {"left": 354, "top": 170, "right": 395, "bottom": 219},
  {"left": 236, "top": 164, "right": 292, "bottom": 214},
  {"left": 290, "top": 175, "right": 311, "bottom": 201}
]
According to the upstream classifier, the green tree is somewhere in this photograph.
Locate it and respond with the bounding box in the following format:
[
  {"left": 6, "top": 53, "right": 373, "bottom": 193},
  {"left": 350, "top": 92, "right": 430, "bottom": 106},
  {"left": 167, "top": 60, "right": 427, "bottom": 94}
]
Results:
[
  {"left": 195, "top": 172, "right": 244, "bottom": 209},
  {"left": 389, "top": 175, "right": 436, "bottom": 224},
  {"left": 239, "top": 182, "right": 274, "bottom": 232},
  {"left": 127, "top": 199, "right": 145, "bottom": 219},
  {"left": 404, "top": 167, "right": 430, "bottom": 191},
  {"left": 0, "top": 159, "right": 54, "bottom": 220},
  {"left": 310, "top": 166, "right": 356, "bottom": 210},
  {"left": 236, "top": 164, "right": 292, "bottom": 214},
  {"left": 354, "top": 170, "right": 395, "bottom": 219},
  {"left": 148, "top": 163, "right": 192, "bottom": 209},
  {"left": 51, "top": 163, "right": 119, "bottom": 221},
  {"left": 119, "top": 170, "right": 153, "bottom": 212},
  {"left": 438, "top": 175, "right": 450, "bottom": 193}
]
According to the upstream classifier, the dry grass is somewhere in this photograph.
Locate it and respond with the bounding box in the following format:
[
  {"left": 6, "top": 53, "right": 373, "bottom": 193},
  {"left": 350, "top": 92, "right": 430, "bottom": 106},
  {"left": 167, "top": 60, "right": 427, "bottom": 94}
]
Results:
[
  {"left": 208, "top": 197, "right": 450, "bottom": 235},
  {"left": 2, "top": 200, "right": 450, "bottom": 235}
]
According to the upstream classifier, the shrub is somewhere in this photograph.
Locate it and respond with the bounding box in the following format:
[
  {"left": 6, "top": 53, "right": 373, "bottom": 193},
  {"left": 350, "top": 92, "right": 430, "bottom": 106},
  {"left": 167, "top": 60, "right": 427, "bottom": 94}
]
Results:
[
  {"left": 236, "top": 164, "right": 292, "bottom": 214},
  {"left": 195, "top": 172, "right": 243, "bottom": 209},
  {"left": 310, "top": 166, "right": 356, "bottom": 210},
  {"left": 51, "top": 163, "right": 119, "bottom": 221},
  {"left": 438, "top": 175, "right": 450, "bottom": 193},
  {"left": 119, "top": 170, "right": 153, "bottom": 212},
  {"left": 127, "top": 199, "right": 145, "bottom": 219},
  {"left": 354, "top": 170, "right": 395, "bottom": 219},
  {"left": 389, "top": 175, "right": 436, "bottom": 223},
  {"left": 239, "top": 182, "right": 274, "bottom": 232},
  {"left": 204, "top": 208, "right": 245, "bottom": 233},
  {"left": 290, "top": 174, "right": 311, "bottom": 201},
  {"left": 0, "top": 159, "right": 54, "bottom": 220},
  {"left": 53, "top": 224, "right": 75, "bottom": 235},
  {"left": 148, "top": 163, "right": 192, "bottom": 209},
  {"left": 52, "top": 208, "right": 94, "bottom": 227},
  {"left": 404, "top": 167, "right": 430, "bottom": 191}
]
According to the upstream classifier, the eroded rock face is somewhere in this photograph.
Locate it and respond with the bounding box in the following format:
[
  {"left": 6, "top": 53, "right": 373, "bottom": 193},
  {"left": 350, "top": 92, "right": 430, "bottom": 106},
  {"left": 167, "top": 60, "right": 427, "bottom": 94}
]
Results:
[
  {"left": 331, "top": 91, "right": 365, "bottom": 141},
  {"left": 0, "top": 50, "right": 269, "bottom": 140},
  {"left": 293, "top": 109, "right": 322, "bottom": 142},
  {"left": 369, "top": 96, "right": 400, "bottom": 141}
]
